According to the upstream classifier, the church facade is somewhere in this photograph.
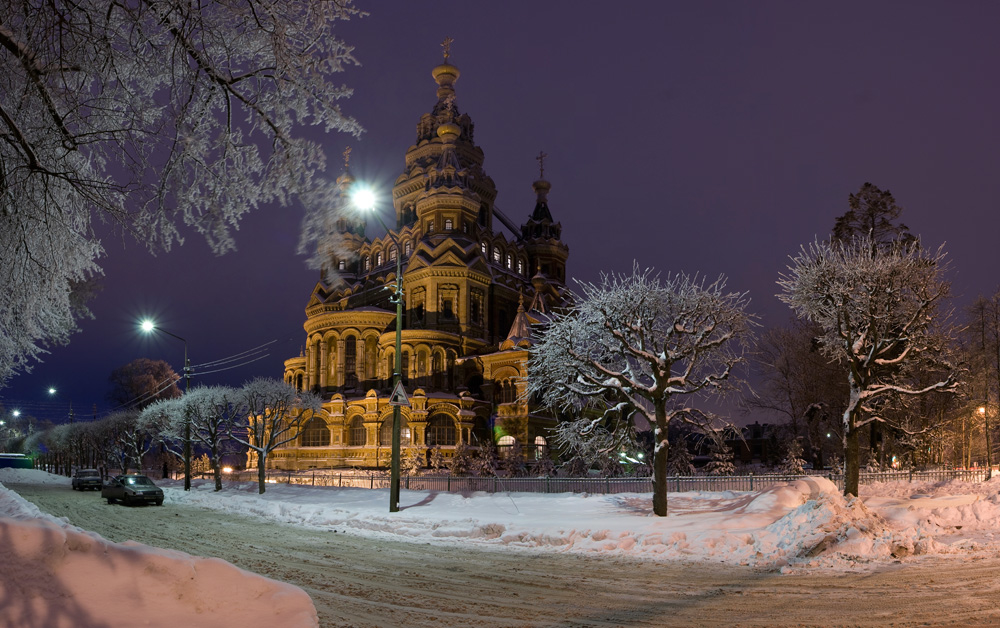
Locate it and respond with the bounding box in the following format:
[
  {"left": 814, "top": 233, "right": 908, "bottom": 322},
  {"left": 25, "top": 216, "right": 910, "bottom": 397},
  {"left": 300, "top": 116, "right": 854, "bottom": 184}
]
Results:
[{"left": 266, "top": 48, "right": 570, "bottom": 471}]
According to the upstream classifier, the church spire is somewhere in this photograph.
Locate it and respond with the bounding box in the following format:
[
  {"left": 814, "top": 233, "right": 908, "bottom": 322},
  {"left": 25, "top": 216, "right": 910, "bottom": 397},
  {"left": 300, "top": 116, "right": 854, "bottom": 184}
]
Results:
[{"left": 432, "top": 37, "right": 461, "bottom": 105}]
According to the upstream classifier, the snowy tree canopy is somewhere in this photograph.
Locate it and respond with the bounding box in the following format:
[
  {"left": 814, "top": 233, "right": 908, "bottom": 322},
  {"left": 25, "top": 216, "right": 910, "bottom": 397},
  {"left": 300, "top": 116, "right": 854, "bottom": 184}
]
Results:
[
  {"left": 528, "top": 264, "right": 754, "bottom": 516},
  {"left": 0, "top": 1, "right": 363, "bottom": 385},
  {"left": 777, "top": 235, "right": 957, "bottom": 495}
]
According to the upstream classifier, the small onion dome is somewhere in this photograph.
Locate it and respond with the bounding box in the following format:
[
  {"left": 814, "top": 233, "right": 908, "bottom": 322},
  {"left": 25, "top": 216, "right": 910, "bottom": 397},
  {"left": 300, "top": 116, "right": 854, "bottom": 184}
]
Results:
[
  {"left": 437, "top": 121, "right": 461, "bottom": 143},
  {"left": 532, "top": 178, "right": 551, "bottom": 202},
  {"left": 432, "top": 63, "right": 460, "bottom": 98}
]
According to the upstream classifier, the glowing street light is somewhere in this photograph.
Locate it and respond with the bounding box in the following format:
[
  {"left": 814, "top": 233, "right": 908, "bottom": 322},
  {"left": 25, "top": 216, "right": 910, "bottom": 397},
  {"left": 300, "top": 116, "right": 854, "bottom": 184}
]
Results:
[
  {"left": 141, "top": 319, "right": 192, "bottom": 490},
  {"left": 353, "top": 185, "right": 404, "bottom": 513},
  {"left": 980, "top": 405, "right": 991, "bottom": 480},
  {"left": 11, "top": 410, "right": 20, "bottom": 418}
]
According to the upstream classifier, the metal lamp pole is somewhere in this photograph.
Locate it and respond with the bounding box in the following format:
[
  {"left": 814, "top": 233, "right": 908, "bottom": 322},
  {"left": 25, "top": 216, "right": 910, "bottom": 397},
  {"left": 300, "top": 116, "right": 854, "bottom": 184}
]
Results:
[
  {"left": 355, "top": 189, "right": 404, "bottom": 513},
  {"left": 142, "top": 321, "right": 192, "bottom": 490}
]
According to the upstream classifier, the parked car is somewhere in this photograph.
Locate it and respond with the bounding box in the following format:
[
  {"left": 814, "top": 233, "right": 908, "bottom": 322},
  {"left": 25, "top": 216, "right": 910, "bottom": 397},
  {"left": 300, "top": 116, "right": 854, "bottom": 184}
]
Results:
[
  {"left": 102, "top": 474, "right": 164, "bottom": 506},
  {"left": 72, "top": 468, "right": 103, "bottom": 491}
]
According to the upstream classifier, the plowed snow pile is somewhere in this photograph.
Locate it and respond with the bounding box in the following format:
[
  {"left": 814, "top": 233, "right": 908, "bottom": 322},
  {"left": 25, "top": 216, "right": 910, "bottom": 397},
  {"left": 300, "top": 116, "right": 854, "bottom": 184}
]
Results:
[{"left": 0, "top": 470, "right": 318, "bottom": 628}]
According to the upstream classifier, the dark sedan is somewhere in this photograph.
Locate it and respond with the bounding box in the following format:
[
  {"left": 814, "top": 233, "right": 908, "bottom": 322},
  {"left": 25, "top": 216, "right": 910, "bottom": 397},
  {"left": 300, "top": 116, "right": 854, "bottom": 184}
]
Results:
[
  {"left": 72, "top": 468, "right": 102, "bottom": 491},
  {"left": 102, "top": 474, "right": 164, "bottom": 506}
]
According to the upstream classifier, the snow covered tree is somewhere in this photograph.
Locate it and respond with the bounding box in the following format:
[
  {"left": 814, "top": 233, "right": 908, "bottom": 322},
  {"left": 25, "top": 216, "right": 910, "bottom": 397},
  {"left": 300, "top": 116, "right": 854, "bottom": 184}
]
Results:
[
  {"left": 0, "top": 1, "right": 363, "bottom": 385},
  {"left": 780, "top": 439, "right": 807, "bottom": 475},
  {"left": 778, "top": 235, "right": 957, "bottom": 496},
  {"left": 528, "top": 264, "right": 754, "bottom": 516},
  {"left": 401, "top": 448, "right": 422, "bottom": 476},
  {"left": 229, "top": 378, "right": 321, "bottom": 494},
  {"left": 501, "top": 441, "right": 527, "bottom": 477},
  {"left": 473, "top": 441, "right": 500, "bottom": 477},
  {"left": 428, "top": 445, "right": 446, "bottom": 472},
  {"left": 146, "top": 386, "right": 242, "bottom": 491},
  {"left": 532, "top": 455, "right": 557, "bottom": 477},
  {"left": 666, "top": 441, "right": 695, "bottom": 476},
  {"left": 703, "top": 437, "right": 735, "bottom": 476},
  {"left": 448, "top": 443, "right": 473, "bottom": 476}
]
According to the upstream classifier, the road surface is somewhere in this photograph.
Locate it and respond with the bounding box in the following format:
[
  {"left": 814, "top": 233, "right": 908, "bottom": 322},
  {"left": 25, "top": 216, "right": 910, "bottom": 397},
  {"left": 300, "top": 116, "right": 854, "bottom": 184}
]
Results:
[{"left": 8, "top": 481, "right": 1000, "bottom": 627}]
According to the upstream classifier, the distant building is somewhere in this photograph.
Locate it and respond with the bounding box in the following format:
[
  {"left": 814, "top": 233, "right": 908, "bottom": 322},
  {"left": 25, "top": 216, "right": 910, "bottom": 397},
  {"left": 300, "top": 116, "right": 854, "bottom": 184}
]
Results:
[{"left": 263, "top": 48, "right": 570, "bottom": 471}]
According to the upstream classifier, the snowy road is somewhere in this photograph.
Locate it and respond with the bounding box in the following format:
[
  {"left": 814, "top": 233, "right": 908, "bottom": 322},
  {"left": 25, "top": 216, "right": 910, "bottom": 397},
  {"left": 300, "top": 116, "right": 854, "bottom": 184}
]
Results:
[{"left": 9, "top": 481, "right": 1000, "bottom": 628}]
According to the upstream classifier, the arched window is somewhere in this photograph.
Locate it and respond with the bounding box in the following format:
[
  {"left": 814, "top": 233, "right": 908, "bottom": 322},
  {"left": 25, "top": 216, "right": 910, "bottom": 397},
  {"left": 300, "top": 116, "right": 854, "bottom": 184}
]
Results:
[
  {"left": 506, "top": 253, "right": 512, "bottom": 269},
  {"left": 432, "top": 353, "right": 443, "bottom": 388},
  {"left": 364, "top": 256, "right": 371, "bottom": 271},
  {"left": 401, "top": 351, "right": 410, "bottom": 385},
  {"left": 405, "top": 241, "right": 412, "bottom": 256},
  {"left": 380, "top": 417, "right": 411, "bottom": 446},
  {"left": 295, "top": 373, "right": 304, "bottom": 391},
  {"left": 348, "top": 416, "right": 367, "bottom": 446},
  {"left": 389, "top": 245, "right": 397, "bottom": 262},
  {"left": 445, "top": 218, "right": 453, "bottom": 230},
  {"left": 534, "top": 435, "right": 548, "bottom": 459},
  {"left": 426, "top": 415, "right": 456, "bottom": 447},
  {"left": 427, "top": 220, "right": 434, "bottom": 234},
  {"left": 338, "top": 260, "right": 346, "bottom": 271},
  {"left": 376, "top": 251, "right": 383, "bottom": 266},
  {"left": 481, "top": 241, "right": 488, "bottom": 255},
  {"left": 344, "top": 338, "right": 357, "bottom": 388},
  {"left": 517, "top": 259, "right": 524, "bottom": 275},
  {"left": 300, "top": 416, "right": 330, "bottom": 447},
  {"left": 493, "top": 247, "right": 501, "bottom": 264},
  {"left": 498, "top": 435, "right": 515, "bottom": 447}
]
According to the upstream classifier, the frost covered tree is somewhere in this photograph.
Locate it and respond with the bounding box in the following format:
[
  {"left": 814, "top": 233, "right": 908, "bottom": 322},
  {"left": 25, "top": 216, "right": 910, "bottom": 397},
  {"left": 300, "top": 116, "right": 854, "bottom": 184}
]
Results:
[
  {"left": 666, "top": 441, "right": 695, "bottom": 476},
  {"left": 780, "top": 439, "right": 807, "bottom": 475},
  {"left": 448, "top": 443, "right": 473, "bottom": 476},
  {"left": 528, "top": 265, "right": 754, "bottom": 516},
  {"left": 145, "top": 386, "right": 241, "bottom": 491},
  {"left": 778, "top": 235, "right": 957, "bottom": 496},
  {"left": 0, "top": 1, "right": 362, "bottom": 386},
  {"left": 401, "top": 448, "right": 422, "bottom": 476},
  {"left": 229, "top": 378, "right": 321, "bottom": 494},
  {"left": 703, "top": 437, "right": 735, "bottom": 476}
]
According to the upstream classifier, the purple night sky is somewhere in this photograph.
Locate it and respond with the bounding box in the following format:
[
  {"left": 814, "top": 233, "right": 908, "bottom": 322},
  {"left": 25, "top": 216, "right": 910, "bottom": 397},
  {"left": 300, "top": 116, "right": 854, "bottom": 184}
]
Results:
[{"left": 4, "top": 2, "right": 999, "bottom": 425}]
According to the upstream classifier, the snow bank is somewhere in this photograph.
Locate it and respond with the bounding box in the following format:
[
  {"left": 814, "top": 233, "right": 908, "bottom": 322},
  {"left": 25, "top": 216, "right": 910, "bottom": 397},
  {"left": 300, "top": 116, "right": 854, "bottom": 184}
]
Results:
[
  {"left": 159, "top": 473, "right": 998, "bottom": 571},
  {"left": 0, "top": 469, "right": 318, "bottom": 628}
]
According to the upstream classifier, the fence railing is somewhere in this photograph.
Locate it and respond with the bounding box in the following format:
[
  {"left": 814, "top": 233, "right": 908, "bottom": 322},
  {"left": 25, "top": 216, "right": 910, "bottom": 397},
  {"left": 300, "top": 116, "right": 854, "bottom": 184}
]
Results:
[{"left": 214, "top": 468, "right": 992, "bottom": 495}]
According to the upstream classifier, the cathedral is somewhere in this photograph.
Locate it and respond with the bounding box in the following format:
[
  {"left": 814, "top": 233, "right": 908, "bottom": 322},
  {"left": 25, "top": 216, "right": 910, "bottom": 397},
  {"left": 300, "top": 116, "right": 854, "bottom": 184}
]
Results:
[{"left": 267, "top": 46, "right": 570, "bottom": 471}]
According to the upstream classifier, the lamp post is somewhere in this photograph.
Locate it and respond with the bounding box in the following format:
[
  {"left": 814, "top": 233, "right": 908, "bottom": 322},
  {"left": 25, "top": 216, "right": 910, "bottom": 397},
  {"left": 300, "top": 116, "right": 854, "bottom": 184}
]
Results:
[
  {"left": 352, "top": 187, "right": 404, "bottom": 513},
  {"left": 141, "top": 319, "right": 192, "bottom": 490},
  {"left": 980, "top": 405, "right": 991, "bottom": 480}
]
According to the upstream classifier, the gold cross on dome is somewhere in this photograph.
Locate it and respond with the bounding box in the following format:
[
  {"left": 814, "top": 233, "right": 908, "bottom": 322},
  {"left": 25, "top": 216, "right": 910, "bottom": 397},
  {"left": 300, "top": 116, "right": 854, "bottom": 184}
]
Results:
[
  {"left": 441, "top": 37, "right": 454, "bottom": 62},
  {"left": 536, "top": 150, "right": 548, "bottom": 178},
  {"left": 343, "top": 146, "right": 352, "bottom": 170}
]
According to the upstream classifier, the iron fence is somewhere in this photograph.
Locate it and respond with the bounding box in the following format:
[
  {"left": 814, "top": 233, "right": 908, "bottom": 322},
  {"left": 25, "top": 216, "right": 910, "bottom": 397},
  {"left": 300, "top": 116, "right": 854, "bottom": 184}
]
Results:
[{"left": 214, "top": 467, "right": 993, "bottom": 495}]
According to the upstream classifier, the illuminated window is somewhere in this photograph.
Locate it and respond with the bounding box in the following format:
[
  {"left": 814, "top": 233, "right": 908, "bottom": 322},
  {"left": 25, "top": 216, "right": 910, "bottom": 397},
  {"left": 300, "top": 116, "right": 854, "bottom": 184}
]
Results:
[
  {"left": 389, "top": 246, "right": 397, "bottom": 262},
  {"left": 300, "top": 417, "right": 330, "bottom": 447},
  {"left": 481, "top": 241, "right": 488, "bottom": 255},
  {"left": 493, "top": 247, "right": 501, "bottom": 263},
  {"left": 445, "top": 218, "right": 453, "bottom": 230},
  {"left": 405, "top": 241, "right": 412, "bottom": 256},
  {"left": 376, "top": 251, "right": 383, "bottom": 266},
  {"left": 517, "top": 259, "right": 524, "bottom": 275},
  {"left": 426, "top": 415, "right": 456, "bottom": 446},
  {"left": 348, "top": 416, "right": 366, "bottom": 446},
  {"left": 364, "top": 256, "right": 370, "bottom": 271},
  {"left": 506, "top": 254, "right": 512, "bottom": 269},
  {"left": 380, "top": 417, "right": 411, "bottom": 446},
  {"left": 338, "top": 260, "right": 346, "bottom": 270}
]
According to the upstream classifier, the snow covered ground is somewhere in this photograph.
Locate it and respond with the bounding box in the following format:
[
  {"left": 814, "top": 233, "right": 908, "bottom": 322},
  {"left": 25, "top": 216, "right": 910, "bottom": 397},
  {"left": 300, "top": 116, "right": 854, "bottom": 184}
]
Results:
[
  {"left": 0, "top": 468, "right": 318, "bottom": 628},
  {"left": 4, "top": 467, "right": 1000, "bottom": 626}
]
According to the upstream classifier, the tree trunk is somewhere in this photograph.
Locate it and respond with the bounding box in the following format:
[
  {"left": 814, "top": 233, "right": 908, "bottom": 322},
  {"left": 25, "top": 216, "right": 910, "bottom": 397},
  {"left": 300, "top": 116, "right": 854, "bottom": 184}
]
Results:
[
  {"left": 844, "top": 424, "right": 860, "bottom": 497},
  {"left": 652, "top": 407, "right": 669, "bottom": 517},
  {"left": 257, "top": 452, "right": 266, "bottom": 495}
]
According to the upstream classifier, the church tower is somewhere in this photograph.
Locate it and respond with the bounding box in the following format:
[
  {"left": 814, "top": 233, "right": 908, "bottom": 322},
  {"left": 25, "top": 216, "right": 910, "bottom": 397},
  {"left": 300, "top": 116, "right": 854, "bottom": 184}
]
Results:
[{"left": 276, "top": 42, "right": 571, "bottom": 471}]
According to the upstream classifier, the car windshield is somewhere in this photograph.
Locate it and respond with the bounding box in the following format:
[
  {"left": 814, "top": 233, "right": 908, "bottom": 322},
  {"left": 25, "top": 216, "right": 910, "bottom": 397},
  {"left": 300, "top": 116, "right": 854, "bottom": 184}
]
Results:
[
  {"left": 78, "top": 470, "right": 99, "bottom": 477},
  {"left": 125, "top": 477, "right": 154, "bottom": 486}
]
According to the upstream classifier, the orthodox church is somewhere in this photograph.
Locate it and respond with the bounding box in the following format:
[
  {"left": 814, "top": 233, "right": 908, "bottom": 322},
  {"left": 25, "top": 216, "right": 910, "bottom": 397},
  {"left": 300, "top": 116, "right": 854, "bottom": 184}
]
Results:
[{"left": 267, "top": 45, "right": 570, "bottom": 471}]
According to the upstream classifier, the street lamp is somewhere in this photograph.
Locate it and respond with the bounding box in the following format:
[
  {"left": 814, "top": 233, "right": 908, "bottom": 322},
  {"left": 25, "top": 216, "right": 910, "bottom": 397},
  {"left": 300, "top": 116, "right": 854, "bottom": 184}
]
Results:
[
  {"left": 352, "top": 185, "right": 404, "bottom": 513},
  {"left": 141, "top": 319, "right": 192, "bottom": 490},
  {"left": 980, "top": 405, "right": 991, "bottom": 480}
]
